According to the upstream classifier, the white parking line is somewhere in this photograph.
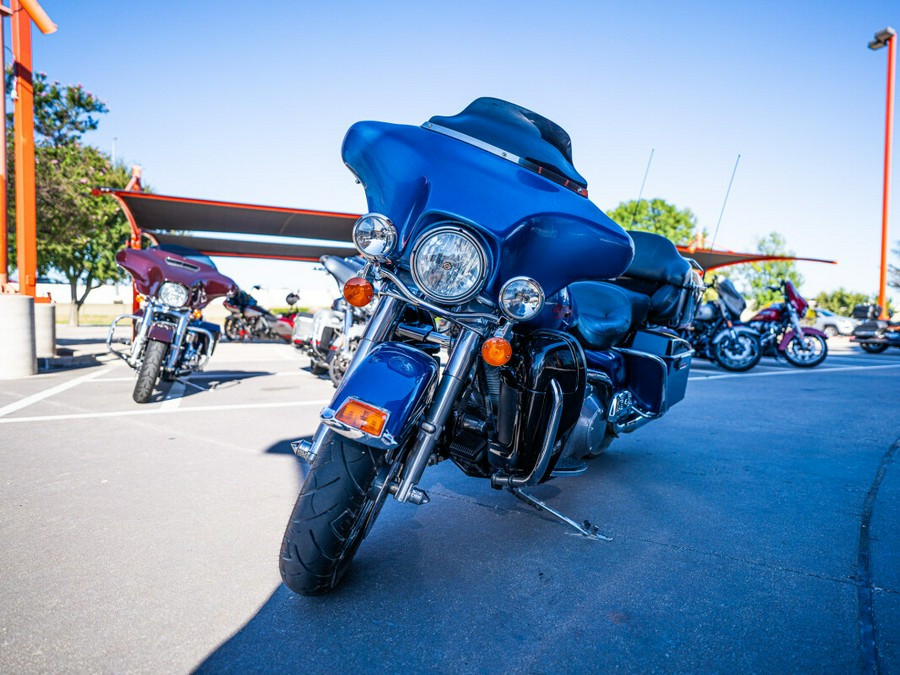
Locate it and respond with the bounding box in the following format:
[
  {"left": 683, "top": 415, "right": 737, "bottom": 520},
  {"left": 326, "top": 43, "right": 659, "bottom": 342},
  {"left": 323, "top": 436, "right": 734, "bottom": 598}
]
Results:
[
  {"left": 0, "top": 398, "right": 332, "bottom": 425},
  {"left": 690, "top": 362, "right": 900, "bottom": 381},
  {"left": 0, "top": 366, "right": 112, "bottom": 418}
]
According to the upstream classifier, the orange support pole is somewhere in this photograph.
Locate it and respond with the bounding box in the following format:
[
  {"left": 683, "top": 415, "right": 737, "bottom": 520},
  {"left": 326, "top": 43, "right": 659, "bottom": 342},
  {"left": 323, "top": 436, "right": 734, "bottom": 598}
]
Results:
[
  {"left": 11, "top": 0, "right": 38, "bottom": 299},
  {"left": 877, "top": 34, "right": 896, "bottom": 319},
  {"left": 125, "top": 166, "right": 143, "bottom": 315},
  {"left": 0, "top": 5, "right": 10, "bottom": 292}
]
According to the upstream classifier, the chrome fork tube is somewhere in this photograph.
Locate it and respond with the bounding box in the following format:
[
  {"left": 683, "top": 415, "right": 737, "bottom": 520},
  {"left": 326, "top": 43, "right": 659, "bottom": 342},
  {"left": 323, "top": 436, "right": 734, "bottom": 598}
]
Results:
[
  {"left": 165, "top": 311, "right": 192, "bottom": 371},
  {"left": 395, "top": 328, "right": 481, "bottom": 503},
  {"left": 341, "top": 295, "right": 402, "bottom": 381},
  {"left": 131, "top": 302, "right": 156, "bottom": 361}
]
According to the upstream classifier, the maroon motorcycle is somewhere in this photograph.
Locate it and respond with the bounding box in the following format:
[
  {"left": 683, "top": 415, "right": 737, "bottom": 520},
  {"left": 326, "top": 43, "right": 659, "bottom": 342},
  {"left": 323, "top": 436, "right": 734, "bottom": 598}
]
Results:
[
  {"left": 747, "top": 279, "right": 828, "bottom": 368},
  {"left": 107, "top": 244, "right": 238, "bottom": 403}
]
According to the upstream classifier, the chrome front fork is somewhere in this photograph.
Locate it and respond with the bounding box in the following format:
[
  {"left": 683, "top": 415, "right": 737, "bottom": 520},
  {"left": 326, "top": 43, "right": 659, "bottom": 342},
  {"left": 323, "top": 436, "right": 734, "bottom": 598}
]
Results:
[
  {"left": 298, "top": 293, "right": 482, "bottom": 505},
  {"left": 394, "top": 328, "right": 480, "bottom": 502}
]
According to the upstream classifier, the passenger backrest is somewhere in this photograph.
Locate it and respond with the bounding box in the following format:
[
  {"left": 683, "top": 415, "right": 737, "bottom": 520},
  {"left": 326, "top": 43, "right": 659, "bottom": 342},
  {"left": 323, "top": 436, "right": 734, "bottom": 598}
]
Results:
[{"left": 611, "top": 231, "right": 702, "bottom": 328}]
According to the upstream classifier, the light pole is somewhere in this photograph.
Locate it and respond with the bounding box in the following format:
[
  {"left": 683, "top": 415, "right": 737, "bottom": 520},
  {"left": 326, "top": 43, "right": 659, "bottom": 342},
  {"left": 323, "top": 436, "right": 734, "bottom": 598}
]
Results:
[{"left": 869, "top": 27, "right": 896, "bottom": 319}]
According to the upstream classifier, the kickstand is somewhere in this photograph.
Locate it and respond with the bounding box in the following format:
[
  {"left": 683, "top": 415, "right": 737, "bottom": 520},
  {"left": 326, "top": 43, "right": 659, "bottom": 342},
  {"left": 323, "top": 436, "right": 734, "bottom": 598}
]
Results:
[
  {"left": 174, "top": 377, "right": 211, "bottom": 393},
  {"left": 509, "top": 487, "right": 612, "bottom": 541}
]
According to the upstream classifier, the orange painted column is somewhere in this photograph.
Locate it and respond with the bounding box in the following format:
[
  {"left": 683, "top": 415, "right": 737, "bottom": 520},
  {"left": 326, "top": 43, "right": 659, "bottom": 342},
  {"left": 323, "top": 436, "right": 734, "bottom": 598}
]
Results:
[
  {"left": 0, "top": 10, "right": 9, "bottom": 291},
  {"left": 878, "top": 35, "right": 896, "bottom": 319},
  {"left": 11, "top": 0, "right": 38, "bottom": 299}
]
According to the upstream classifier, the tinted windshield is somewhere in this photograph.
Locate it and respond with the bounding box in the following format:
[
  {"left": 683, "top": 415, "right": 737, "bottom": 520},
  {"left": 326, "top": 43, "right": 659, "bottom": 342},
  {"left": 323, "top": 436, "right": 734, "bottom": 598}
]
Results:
[{"left": 153, "top": 244, "right": 218, "bottom": 270}]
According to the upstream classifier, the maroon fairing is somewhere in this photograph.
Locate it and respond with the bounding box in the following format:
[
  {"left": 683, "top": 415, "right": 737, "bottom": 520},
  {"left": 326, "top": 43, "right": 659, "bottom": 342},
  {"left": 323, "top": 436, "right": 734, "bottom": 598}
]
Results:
[{"left": 116, "top": 247, "right": 237, "bottom": 309}]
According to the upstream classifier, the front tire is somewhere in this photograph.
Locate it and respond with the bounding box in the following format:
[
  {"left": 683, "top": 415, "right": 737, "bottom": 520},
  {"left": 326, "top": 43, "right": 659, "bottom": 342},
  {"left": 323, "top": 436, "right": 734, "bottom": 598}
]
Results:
[
  {"left": 712, "top": 331, "right": 762, "bottom": 372},
  {"left": 279, "top": 432, "right": 386, "bottom": 596},
  {"left": 860, "top": 342, "right": 889, "bottom": 354},
  {"left": 133, "top": 339, "right": 167, "bottom": 403},
  {"left": 783, "top": 332, "right": 827, "bottom": 368},
  {"left": 223, "top": 317, "right": 241, "bottom": 341}
]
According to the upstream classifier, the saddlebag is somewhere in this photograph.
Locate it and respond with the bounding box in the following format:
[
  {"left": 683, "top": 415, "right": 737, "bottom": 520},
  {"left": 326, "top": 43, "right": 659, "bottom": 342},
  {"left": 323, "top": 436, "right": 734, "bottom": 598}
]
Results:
[
  {"left": 622, "top": 329, "right": 692, "bottom": 415},
  {"left": 612, "top": 231, "right": 703, "bottom": 329},
  {"left": 853, "top": 304, "right": 883, "bottom": 320}
]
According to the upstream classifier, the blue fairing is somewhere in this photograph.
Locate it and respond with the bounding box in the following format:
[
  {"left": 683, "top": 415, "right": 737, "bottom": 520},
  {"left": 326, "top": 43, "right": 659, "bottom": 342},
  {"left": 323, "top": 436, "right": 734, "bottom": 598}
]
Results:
[
  {"left": 342, "top": 121, "right": 634, "bottom": 298},
  {"left": 322, "top": 342, "right": 439, "bottom": 450}
]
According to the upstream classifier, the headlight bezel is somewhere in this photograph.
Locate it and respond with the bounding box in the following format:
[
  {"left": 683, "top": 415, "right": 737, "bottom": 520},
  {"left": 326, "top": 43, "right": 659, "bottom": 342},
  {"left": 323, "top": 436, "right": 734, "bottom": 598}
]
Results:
[
  {"left": 352, "top": 213, "right": 397, "bottom": 262},
  {"left": 409, "top": 224, "right": 489, "bottom": 306},
  {"left": 158, "top": 282, "right": 190, "bottom": 308},
  {"left": 499, "top": 276, "right": 545, "bottom": 322}
]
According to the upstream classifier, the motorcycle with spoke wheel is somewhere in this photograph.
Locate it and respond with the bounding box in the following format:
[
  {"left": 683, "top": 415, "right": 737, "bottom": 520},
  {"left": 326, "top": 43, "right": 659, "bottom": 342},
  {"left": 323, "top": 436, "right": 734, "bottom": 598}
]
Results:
[
  {"left": 107, "top": 245, "right": 237, "bottom": 403},
  {"left": 223, "top": 286, "right": 297, "bottom": 342},
  {"left": 747, "top": 279, "right": 828, "bottom": 367},
  {"left": 683, "top": 276, "right": 761, "bottom": 372},
  {"left": 279, "top": 98, "right": 703, "bottom": 595},
  {"left": 851, "top": 303, "right": 900, "bottom": 353}
]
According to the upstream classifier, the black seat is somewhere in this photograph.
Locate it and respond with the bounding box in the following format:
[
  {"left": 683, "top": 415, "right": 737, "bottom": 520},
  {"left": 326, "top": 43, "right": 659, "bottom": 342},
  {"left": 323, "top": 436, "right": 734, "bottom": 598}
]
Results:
[
  {"left": 612, "top": 231, "right": 699, "bottom": 327},
  {"left": 568, "top": 281, "right": 650, "bottom": 351},
  {"left": 427, "top": 97, "right": 587, "bottom": 191},
  {"left": 321, "top": 255, "right": 365, "bottom": 287}
]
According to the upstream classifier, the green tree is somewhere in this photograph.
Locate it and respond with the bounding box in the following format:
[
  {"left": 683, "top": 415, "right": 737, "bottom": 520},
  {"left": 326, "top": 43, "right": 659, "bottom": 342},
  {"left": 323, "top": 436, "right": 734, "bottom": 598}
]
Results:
[
  {"left": 35, "top": 144, "right": 132, "bottom": 324},
  {"left": 6, "top": 72, "right": 138, "bottom": 324},
  {"left": 607, "top": 198, "right": 702, "bottom": 245},
  {"left": 812, "top": 288, "right": 876, "bottom": 316},
  {"left": 729, "top": 232, "right": 804, "bottom": 310}
]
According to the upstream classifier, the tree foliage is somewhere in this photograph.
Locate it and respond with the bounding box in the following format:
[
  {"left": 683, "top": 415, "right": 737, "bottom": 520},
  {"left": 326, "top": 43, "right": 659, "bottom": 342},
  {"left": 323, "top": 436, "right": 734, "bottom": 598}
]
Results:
[
  {"left": 812, "top": 288, "right": 876, "bottom": 316},
  {"left": 6, "top": 72, "right": 139, "bottom": 324},
  {"left": 606, "top": 198, "right": 702, "bottom": 246},
  {"left": 35, "top": 145, "right": 132, "bottom": 323},
  {"left": 5, "top": 71, "right": 108, "bottom": 146},
  {"left": 729, "top": 232, "right": 804, "bottom": 310}
]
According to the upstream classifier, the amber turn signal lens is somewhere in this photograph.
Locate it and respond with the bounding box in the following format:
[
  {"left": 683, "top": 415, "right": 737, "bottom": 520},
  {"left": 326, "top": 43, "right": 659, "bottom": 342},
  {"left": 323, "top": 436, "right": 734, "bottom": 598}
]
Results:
[
  {"left": 482, "top": 337, "right": 512, "bottom": 366},
  {"left": 335, "top": 398, "right": 388, "bottom": 437},
  {"left": 343, "top": 277, "right": 374, "bottom": 307}
]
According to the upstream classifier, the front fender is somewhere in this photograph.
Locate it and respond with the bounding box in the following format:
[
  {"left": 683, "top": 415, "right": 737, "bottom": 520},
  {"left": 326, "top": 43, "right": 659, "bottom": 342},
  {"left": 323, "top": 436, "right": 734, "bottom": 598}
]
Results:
[
  {"left": 148, "top": 323, "right": 175, "bottom": 343},
  {"left": 711, "top": 324, "right": 760, "bottom": 345},
  {"left": 779, "top": 326, "right": 827, "bottom": 350},
  {"left": 321, "top": 342, "right": 439, "bottom": 450}
]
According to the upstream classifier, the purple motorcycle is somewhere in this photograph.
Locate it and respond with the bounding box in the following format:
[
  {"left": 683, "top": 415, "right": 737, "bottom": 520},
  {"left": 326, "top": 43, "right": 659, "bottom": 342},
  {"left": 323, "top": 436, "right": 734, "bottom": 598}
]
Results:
[{"left": 107, "top": 244, "right": 237, "bottom": 403}]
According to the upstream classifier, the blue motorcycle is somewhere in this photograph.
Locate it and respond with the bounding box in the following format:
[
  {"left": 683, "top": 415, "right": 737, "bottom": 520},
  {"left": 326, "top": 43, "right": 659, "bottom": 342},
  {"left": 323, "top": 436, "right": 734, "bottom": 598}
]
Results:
[{"left": 280, "top": 98, "right": 703, "bottom": 595}]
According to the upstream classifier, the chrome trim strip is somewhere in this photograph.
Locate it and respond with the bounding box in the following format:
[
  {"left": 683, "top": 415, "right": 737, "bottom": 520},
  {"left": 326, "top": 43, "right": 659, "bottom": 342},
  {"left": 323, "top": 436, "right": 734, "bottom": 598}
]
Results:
[{"left": 423, "top": 122, "right": 524, "bottom": 165}]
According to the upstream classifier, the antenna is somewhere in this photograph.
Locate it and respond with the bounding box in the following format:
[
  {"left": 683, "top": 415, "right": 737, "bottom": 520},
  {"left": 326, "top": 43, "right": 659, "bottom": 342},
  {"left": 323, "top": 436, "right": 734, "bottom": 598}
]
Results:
[
  {"left": 627, "top": 149, "right": 654, "bottom": 228},
  {"left": 709, "top": 154, "right": 740, "bottom": 253}
]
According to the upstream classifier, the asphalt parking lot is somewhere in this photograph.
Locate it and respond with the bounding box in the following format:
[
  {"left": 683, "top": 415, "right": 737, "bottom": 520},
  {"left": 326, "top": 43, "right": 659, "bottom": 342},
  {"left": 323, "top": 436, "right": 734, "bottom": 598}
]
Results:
[{"left": 1, "top": 329, "right": 898, "bottom": 673}]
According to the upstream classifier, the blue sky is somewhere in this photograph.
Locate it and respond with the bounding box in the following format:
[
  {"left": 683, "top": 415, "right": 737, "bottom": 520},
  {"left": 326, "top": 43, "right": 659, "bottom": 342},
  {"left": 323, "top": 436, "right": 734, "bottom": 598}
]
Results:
[{"left": 20, "top": 0, "right": 900, "bottom": 304}]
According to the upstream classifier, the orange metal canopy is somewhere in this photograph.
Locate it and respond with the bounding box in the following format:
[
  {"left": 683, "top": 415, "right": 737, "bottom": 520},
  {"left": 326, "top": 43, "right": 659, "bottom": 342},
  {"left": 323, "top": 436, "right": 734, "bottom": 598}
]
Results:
[
  {"left": 99, "top": 189, "right": 837, "bottom": 270},
  {"left": 677, "top": 247, "right": 836, "bottom": 271},
  {"left": 97, "top": 189, "right": 358, "bottom": 262}
]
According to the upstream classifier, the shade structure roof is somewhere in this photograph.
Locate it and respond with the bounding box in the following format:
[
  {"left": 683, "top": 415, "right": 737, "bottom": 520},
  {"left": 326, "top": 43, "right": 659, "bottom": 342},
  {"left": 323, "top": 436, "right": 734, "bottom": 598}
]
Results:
[
  {"left": 676, "top": 247, "right": 836, "bottom": 271},
  {"left": 96, "top": 189, "right": 358, "bottom": 262},
  {"left": 97, "top": 188, "right": 836, "bottom": 270}
]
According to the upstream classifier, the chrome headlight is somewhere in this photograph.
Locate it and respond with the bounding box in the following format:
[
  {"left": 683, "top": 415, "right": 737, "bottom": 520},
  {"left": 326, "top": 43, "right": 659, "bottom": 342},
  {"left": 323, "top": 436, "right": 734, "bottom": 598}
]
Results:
[
  {"left": 410, "top": 225, "right": 488, "bottom": 304},
  {"left": 353, "top": 213, "right": 397, "bottom": 261},
  {"left": 499, "top": 277, "right": 544, "bottom": 321},
  {"left": 158, "top": 282, "right": 190, "bottom": 308}
]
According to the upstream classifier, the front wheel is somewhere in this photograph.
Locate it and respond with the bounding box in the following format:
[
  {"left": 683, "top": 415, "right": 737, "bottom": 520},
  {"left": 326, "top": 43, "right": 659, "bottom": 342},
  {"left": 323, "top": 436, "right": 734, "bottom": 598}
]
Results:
[
  {"left": 223, "top": 317, "right": 242, "bottom": 341},
  {"left": 860, "top": 342, "right": 889, "bottom": 354},
  {"left": 712, "top": 331, "right": 762, "bottom": 372},
  {"left": 133, "top": 339, "right": 167, "bottom": 403},
  {"left": 783, "top": 332, "right": 828, "bottom": 368},
  {"left": 279, "top": 432, "right": 386, "bottom": 596}
]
